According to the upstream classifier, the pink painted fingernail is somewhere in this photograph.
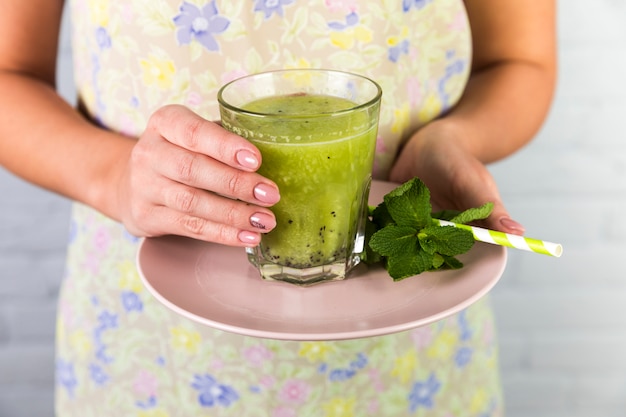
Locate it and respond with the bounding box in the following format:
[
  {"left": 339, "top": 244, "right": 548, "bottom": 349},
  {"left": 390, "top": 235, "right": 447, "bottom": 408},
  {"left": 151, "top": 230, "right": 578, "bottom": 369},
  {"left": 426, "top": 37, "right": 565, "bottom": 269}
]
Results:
[
  {"left": 250, "top": 212, "right": 276, "bottom": 231},
  {"left": 238, "top": 230, "right": 261, "bottom": 246},
  {"left": 236, "top": 149, "right": 260, "bottom": 170},
  {"left": 253, "top": 183, "right": 280, "bottom": 204},
  {"left": 500, "top": 217, "right": 525, "bottom": 235}
]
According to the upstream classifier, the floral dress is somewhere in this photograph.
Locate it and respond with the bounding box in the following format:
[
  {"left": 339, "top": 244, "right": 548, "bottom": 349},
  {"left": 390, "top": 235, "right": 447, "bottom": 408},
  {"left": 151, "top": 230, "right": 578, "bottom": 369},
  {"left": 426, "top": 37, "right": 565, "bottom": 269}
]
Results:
[{"left": 56, "top": 0, "right": 504, "bottom": 416}]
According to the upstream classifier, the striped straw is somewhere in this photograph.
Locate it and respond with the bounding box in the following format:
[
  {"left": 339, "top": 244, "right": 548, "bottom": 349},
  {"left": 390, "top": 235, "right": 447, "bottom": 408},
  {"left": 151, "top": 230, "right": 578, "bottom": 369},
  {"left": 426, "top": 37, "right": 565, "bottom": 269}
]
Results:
[{"left": 435, "top": 219, "right": 563, "bottom": 258}]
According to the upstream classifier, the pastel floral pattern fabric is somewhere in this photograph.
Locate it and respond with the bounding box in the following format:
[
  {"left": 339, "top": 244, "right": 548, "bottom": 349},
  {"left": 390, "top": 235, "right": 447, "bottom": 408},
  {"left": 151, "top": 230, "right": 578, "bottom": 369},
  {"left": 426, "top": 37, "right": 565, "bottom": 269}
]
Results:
[{"left": 57, "top": 0, "right": 503, "bottom": 416}]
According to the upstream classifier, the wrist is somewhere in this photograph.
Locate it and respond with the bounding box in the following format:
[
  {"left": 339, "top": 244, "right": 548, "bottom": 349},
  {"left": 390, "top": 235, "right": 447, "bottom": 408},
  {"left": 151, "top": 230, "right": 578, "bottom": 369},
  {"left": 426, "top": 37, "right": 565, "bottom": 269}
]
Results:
[
  {"left": 84, "top": 131, "right": 136, "bottom": 222},
  {"left": 409, "top": 118, "right": 476, "bottom": 157}
]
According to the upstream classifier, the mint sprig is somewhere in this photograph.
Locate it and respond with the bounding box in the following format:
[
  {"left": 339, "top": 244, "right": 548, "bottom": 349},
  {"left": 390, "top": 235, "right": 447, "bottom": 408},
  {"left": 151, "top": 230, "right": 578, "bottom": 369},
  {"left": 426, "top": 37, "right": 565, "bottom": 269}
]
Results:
[{"left": 363, "top": 177, "right": 493, "bottom": 281}]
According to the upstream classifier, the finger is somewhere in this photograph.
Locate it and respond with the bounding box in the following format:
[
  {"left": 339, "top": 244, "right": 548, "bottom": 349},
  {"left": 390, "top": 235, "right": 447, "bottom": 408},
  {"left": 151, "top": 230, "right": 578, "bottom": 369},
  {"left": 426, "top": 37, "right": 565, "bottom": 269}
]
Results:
[
  {"left": 141, "top": 204, "right": 264, "bottom": 247},
  {"left": 456, "top": 173, "right": 526, "bottom": 236},
  {"left": 159, "top": 182, "right": 277, "bottom": 233},
  {"left": 481, "top": 205, "right": 526, "bottom": 236},
  {"left": 148, "top": 104, "right": 262, "bottom": 172},
  {"left": 147, "top": 138, "right": 280, "bottom": 206}
]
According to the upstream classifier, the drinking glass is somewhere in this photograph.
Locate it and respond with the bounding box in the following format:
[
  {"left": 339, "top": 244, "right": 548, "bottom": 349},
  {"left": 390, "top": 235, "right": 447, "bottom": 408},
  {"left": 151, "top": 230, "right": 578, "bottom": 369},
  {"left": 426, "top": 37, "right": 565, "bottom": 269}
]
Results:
[{"left": 218, "top": 69, "right": 382, "bottom": 286}]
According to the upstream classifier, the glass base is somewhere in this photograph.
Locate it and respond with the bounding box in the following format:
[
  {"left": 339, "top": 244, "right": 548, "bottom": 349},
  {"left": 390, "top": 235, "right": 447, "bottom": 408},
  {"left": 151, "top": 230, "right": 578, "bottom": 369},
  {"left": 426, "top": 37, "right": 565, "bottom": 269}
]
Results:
[{"left": 246, "top": 247, "right": 361, "bottom": 286}]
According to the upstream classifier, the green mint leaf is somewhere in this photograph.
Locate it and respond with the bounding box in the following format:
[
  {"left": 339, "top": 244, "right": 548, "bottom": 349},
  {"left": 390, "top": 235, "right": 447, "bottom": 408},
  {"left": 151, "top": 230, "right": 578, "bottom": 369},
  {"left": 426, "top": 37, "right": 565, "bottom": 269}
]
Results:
[
  {"left": 431, "top": 253, "right": 445, "bottom": 269},
  {"left": 441, "top": 255, "right": 464, "bottom": 269},
  {"left": 384, "top": 178, "right": 432, "bottom": 229},
  {"left": 417, "top": 231, "right": 437, "bottom": 254},
  {"left": 387, "top": 249, "right": 433, "bottom": 281},
  {"left": 419, "top": 225, "right": 475, "bottom": 256},
  {"left": 369, "top": 225, "right": 418, "bottom": 257},
  {"left": 431, "top": 209, "right": 461, "bottom": 221},
  {"left": 371, "top": 202, "right": 395, "bottom": 229},
  {"left": 449, "top": 202, "right": 494, "bottom": 225}
]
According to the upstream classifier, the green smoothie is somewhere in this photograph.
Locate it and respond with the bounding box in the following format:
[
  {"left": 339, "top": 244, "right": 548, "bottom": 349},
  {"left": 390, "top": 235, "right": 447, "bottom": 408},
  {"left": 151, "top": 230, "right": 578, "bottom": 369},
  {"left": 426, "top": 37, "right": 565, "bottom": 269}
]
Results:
[{"left": 233, "top": 93, "right": 377, "bottom": 271}]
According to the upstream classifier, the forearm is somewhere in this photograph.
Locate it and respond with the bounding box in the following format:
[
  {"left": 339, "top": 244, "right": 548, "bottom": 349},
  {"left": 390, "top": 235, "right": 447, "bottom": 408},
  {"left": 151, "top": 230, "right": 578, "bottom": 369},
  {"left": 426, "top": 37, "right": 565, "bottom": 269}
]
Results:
[
  {"left": 0, "top": 71, "right": 134, "bottom": 219},
  {"left": 432, "top": 59, "right": 556, "bottom": 163}
]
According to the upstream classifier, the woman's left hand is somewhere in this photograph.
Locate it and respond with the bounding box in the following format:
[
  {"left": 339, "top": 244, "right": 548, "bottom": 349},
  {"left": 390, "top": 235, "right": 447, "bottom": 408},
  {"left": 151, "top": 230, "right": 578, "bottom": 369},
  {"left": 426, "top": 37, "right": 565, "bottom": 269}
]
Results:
[{"left": 389, "top": 120, "right": 526, "bottom": 235}]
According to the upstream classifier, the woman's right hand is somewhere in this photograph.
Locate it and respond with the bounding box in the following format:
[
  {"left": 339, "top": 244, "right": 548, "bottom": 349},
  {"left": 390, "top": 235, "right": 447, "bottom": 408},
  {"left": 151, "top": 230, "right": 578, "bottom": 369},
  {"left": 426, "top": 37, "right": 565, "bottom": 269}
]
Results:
[{"left": 115, "top": 104, "right": 280, "bottom": 247}]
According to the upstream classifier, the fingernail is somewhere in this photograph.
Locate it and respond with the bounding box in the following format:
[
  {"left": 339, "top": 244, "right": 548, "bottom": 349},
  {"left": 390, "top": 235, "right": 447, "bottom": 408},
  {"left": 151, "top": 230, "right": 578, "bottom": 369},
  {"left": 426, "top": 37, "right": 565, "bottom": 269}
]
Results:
[
  {"left": 500, "top": 217, "right": 525, "bottom": 235},
  {"left": 253, "top": 183, "right": 280, "bottom": 204},
  {"left": 236, "top": 149, "right": 260, "bottom": 170},
  {"left": 250, "top": 212, "right": 276, "bottom": 230},
  {"left": 238, "top": 230, "right": 261, "bottom": 246}
]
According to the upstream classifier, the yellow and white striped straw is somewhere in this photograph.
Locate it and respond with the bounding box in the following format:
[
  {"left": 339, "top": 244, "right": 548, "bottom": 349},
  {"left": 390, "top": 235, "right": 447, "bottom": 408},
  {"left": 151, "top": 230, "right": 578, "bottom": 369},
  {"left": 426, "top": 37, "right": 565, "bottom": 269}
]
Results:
[{"left": 436, "top": 219, "right": 563, "bottom": 258}]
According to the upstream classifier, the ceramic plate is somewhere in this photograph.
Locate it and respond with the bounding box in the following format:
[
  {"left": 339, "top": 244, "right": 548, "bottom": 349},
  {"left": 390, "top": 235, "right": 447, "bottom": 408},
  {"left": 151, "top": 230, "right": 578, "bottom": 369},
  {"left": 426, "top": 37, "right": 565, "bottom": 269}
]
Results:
[{"left": 137, "top": 181, "right": 507, "bottom": 341}]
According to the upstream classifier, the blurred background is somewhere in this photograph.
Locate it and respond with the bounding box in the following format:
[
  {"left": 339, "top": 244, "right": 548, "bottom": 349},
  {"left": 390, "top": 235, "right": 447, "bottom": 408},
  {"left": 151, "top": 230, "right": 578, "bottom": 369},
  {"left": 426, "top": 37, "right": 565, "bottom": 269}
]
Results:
[{"left": 0, "top": 2, "right": 623, "bottom": 416}]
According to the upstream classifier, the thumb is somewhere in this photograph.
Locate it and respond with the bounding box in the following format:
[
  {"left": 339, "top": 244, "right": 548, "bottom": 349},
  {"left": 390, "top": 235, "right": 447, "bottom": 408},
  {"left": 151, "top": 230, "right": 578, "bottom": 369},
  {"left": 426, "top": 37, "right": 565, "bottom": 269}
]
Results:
[
  {"left": 457, "top": 166, "right": 526, "bottom": 236},
  {"left": 480, "top": 200, "right": 526, "bottom": 236}
]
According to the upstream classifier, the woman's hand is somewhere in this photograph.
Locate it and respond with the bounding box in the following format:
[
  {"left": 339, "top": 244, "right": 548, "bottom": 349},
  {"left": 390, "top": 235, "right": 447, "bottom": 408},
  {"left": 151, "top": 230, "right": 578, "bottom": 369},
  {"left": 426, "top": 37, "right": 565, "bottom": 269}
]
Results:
[
  {"left": 116, "top": 104, "right": 280, "bottom": 246},
  {"left": 389, "top": 120, "right": 525, "bottom": 235},
  {"left": 385, "top": 1, "right": 554, "bottom": 237}
]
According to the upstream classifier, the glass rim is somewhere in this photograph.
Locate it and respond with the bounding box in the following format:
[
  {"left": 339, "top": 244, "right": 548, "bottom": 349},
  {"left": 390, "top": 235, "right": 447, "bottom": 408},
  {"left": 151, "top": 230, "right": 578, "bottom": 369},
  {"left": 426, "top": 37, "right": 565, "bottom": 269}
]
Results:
[{"left": 217, "top": 68, "right": 382, "bottom": 118}]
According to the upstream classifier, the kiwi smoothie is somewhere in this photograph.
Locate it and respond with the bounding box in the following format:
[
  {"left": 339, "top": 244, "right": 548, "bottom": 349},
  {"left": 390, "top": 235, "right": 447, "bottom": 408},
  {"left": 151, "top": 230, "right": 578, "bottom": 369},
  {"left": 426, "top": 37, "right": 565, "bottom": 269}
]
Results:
[
  {"left": 218, "top": 70, "right": 381, "bottom": 285},
  {"left": 242, "top": 94, "right": 376, "bottom": 271}
]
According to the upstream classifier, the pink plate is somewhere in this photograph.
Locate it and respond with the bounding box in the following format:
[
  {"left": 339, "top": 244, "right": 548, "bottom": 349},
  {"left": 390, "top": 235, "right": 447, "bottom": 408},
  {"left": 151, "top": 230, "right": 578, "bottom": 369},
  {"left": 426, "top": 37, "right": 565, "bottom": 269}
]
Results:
[{"left": 137, "top": 180, "right": 507, "bottom": 341}]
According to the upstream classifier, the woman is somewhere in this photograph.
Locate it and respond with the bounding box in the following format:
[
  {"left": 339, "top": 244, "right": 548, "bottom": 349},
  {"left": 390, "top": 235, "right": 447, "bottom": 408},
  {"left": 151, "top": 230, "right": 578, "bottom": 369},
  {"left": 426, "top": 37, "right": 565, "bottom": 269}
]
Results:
[{"left": 0, "top": 0, "right": 555, "bottom": 415}]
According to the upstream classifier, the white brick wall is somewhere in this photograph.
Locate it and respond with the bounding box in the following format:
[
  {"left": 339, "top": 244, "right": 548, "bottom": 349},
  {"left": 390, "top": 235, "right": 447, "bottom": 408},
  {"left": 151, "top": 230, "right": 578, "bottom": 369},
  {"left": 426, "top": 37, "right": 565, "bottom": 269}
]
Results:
[
  {"left": 0, "top": 1, "right": 624, "bottom": 416},
  {"left": 489, "top": 2, "right": 626, "bottom": 416}
]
